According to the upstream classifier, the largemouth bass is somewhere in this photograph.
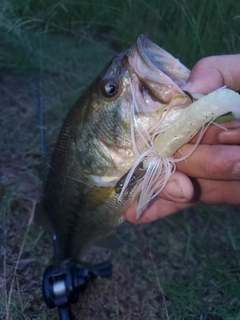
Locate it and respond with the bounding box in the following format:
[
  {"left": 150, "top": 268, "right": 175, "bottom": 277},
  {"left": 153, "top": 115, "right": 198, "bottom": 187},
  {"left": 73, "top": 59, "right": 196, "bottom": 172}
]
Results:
[{"left": 37, "top": 35, "right": 240, "bottom": 265}]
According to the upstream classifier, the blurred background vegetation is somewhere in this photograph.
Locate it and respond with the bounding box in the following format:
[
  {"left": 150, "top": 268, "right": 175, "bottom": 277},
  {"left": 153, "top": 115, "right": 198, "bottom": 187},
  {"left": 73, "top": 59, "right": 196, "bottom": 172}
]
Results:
[
  {"left": 1, "top": 0, "right": 239, "bottom": 69},
  {"left": 0, "top": 0, "right": 240, "bottom": 319}
]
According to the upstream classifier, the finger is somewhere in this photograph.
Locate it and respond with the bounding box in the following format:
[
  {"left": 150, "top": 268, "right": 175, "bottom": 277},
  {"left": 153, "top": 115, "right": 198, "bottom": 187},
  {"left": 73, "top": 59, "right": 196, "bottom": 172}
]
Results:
[
  {"left": 157, "top": 171, "right": 194, "bottom": 202},
  {"left": 192, "top": 179, "right": 240, "bottom": 205},
  {"left": 125, "top": 197, "right": 195, "bottom": 224},
  {"left": 175, "top": 145, "right": 240, "bottom": 180},
  {"left": 218, "top": 125, "right": 240, "bottom": 144},
  {"left": 125, "top": 179, "right": 240, "bottom": 224},
  {"left": 125, "top": 171, "right": 194, "bottom": 224},
  {"left": 189, "top": 120, "right": 240, "bottom": 145},
  {"left": 181, "top": 55, "right": 240, "bottom": 93}
]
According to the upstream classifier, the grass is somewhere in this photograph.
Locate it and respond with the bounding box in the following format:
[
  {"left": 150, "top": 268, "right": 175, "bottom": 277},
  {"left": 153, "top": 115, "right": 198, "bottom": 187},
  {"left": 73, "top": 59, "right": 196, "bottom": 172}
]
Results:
[
  {"left": 0, "top": 0, "right": 240, "bottom": 319},
  {"left": 1, "top": 0, "right": 239, "bottom": 69}
]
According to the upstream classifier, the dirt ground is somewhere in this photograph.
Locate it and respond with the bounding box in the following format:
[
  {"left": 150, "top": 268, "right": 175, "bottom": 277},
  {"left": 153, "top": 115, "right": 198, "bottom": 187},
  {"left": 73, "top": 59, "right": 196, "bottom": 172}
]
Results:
[{"left": 1, "top": 49, "right": 240, "bottom": 320}]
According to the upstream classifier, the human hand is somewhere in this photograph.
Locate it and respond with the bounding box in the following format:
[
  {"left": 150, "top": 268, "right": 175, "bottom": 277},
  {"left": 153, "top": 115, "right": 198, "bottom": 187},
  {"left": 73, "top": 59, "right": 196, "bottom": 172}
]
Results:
[{"left": 125, "top": 55, "right": 240, "bottom": 224}]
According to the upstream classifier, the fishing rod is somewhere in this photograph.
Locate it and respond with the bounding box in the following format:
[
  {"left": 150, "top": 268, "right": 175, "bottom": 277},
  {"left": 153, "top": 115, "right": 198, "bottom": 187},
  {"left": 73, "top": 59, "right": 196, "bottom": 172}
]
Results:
[{"left": 35, "top": 66, "right": 112, "bottom": 320}]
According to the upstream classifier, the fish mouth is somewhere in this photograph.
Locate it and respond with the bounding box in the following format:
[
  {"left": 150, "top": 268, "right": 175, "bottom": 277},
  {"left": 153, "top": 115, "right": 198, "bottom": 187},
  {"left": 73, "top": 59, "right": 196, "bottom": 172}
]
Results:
[
  {"left": 136, "top": 35, "right": 190, "bottom": 86},
  {"left": 127, "top": 35, "right": 191, "bottom": 112}
]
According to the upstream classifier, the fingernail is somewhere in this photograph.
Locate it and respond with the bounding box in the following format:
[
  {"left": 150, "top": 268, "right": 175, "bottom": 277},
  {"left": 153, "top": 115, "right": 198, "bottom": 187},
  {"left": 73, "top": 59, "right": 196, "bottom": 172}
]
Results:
[
  {"left": 180, "top": 82, "right": 192, "bottom": 91},
  {"left": 232, "top": 162, "right": 240, "bottom": 177},
  {"left": 165, "top": 180, "right": 185, "bottom": 200}
]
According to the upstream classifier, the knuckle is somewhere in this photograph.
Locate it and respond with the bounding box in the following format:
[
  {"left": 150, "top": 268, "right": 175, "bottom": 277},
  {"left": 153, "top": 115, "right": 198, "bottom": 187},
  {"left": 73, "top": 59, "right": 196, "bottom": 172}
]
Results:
[
  {"left": 192, "top": 56, "right": 218, "bottom": 72},
  {"left": 204, "top": 146, "right": 234, "bottom": 179}
]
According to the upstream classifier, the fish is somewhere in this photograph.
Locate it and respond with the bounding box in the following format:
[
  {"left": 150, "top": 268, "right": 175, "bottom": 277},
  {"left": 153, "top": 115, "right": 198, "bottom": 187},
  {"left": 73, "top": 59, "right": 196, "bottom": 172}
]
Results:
[{"left": 36, "top": 35, "right": 199, "bottom": 266}]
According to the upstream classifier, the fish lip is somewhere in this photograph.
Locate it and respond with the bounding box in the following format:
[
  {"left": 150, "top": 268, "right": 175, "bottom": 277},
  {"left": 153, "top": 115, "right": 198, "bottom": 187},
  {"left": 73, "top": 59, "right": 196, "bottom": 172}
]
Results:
[
  {"left": 127, "top": 36, "right": 172, "bottom": 106},
  {"left": 136, "top": 34, "right": 161, "bottom": 75},
  {"left": 126, "top": 55, "right": 167, "bottom": 111},
  {"left": 136, "top": 34, "right": 190, "bottom": 85},
  {"left": 127, "top": 34, "right": 190, "bottom": 107},
  {"left": 128, "top": 34, "right": 167, "bottom": 81}
]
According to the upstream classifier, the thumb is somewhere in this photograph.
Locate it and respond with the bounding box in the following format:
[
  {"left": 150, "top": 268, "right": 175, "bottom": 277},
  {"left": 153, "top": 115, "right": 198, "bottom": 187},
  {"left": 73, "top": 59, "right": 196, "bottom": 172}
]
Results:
[{"left": 181, "top": 55, "right": 240, "bottom": 94}]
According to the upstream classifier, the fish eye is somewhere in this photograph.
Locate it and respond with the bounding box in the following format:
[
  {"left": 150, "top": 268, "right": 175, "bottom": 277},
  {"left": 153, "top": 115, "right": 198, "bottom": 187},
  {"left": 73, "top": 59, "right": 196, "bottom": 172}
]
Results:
[{"left": 101, "top": 76, "right": 120, "bottom": 98}]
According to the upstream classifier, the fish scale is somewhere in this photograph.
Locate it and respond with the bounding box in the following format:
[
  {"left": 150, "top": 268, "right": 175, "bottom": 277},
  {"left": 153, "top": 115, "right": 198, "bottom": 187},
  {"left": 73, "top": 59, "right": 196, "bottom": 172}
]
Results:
[{"left": 36, "top": 35, "right": 207, "bottom": 266}]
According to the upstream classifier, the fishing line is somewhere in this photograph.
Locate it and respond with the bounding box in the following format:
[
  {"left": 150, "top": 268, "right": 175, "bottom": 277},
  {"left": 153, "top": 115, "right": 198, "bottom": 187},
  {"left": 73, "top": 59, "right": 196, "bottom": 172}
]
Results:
[
  {"left": 135, "top": 156, "right": 176, "bottom": 217},
  {"left": 129, "top": 74, "right": 152, "bottom": 152},
  {"left": 32, "top": 42, "right": 47, "bottom": 158},
  {"left": 35, "top": 66, "right": 47, "bottom": 157}
]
